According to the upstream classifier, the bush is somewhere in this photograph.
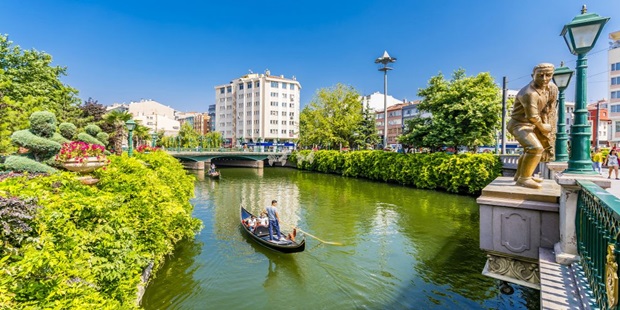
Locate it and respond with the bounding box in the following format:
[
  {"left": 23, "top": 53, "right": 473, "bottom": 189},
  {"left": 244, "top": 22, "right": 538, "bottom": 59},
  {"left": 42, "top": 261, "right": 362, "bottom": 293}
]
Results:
[
  {"left": 77, "top": 132, "right": 104, "bottom": 145},
  {"left": 0, "top": 152, "right": 201, "bottom": 308},
  {"left": 84, "top": 124, "right": 101, "bottom": 137},
  {"left": 96, "top": 132, "right": 109, "bottom": 146},
  {"left": 0, "top": 196, "right": 40, "bottom": 257},
  {"left": 29, "top": 111, "right": 57, "bottom": 139},
  {"left": 3, "top": 155, "right": 57, "bottom": 173},
  {"left": 59, "top": 122, "right": 77, "bottom": 140},
  {"left": 50, "top": 132, "right": 70, "bottom": 145},
  {"left": 293, "top": 150, "right": 502, "bottom": 195},
  {"left": 10, "top": 130, "right": 62, "bottom": 158}
]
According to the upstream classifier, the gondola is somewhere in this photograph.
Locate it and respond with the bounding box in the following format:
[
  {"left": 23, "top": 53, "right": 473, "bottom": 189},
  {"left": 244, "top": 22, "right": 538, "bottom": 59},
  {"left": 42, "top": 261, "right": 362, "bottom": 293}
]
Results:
[
  {"left": 207, "top": 170, "right": 220, "bottom": 179},
  {"left": 240, "top": 207, "right": 305, "bottom": 253}
]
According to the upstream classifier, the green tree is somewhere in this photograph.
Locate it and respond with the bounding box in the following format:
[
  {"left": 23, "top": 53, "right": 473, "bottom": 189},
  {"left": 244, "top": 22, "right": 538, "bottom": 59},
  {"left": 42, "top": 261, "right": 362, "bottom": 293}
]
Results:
[
  {"left": 102, "top": 110, "right": 132, "bottom": 155},
  {"left": 0, "top": 34, "right": 81, "bottom": 153},
  {"left": 354, "top": 103, "right": 381, "bottom": 149},
  {"left": 400, "top": 69, "right": 501, "bottom": 152},
  {"left": 178, "top": 122, "right": 199, "bottom": 148},
  {"left": 299, "top": 84, "right": 364, "bottom": 149}
]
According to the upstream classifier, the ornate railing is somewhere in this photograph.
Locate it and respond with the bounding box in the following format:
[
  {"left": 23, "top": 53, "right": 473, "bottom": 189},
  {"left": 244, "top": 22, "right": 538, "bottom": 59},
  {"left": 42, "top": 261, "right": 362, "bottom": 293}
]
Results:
[{"left": 576, "top": 180, "right": 620, "bottom": 309}]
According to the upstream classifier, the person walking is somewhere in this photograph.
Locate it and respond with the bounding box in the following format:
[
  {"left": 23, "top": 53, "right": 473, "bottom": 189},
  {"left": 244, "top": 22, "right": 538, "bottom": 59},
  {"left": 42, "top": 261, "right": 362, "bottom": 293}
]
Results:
[
  {"left": 265, "top": 200, "right": 282, "bottom": 241},
  {"left": 592, "top": 148, "right": 603, "bottom": 174},
  {"left": 605, "top": 149, "right": 620, "bottom": 180}
]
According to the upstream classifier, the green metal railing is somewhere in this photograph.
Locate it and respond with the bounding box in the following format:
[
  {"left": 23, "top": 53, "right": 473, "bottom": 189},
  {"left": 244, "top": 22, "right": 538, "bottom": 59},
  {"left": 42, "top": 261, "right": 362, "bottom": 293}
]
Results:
[{"left": 576, "top": 180, "right": 620, "bottom": 309}]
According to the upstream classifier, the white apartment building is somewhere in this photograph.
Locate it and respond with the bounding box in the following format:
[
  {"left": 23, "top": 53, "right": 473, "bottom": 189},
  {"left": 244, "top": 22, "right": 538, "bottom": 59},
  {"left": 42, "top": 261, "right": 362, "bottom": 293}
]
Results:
[
  {"left": 609, "top": 30, "right": 620, "bottom": 146},
  {"left": 214, "top": 70, "right": 301, "bottom": 145},
  {"left": 361, "top": 92, "right": 401, "bottom": 111},
  {"left": 127, "top": 99, "right": 180, "bottom": 136}
]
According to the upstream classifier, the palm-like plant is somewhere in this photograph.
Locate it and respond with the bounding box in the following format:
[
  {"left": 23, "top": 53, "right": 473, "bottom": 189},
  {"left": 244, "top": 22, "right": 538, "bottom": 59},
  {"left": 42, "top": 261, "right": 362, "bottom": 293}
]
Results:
[{"left": 103, "top": 110, "right": 132, "bottom": 155}]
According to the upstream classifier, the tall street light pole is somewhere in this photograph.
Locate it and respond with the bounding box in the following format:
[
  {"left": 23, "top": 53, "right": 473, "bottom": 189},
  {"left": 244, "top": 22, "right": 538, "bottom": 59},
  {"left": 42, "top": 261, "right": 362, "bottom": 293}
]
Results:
[
  {"left": 552, "top": 62, "right": 574, "bottom": 162},
  {"left": 375, "top": 51, "right": 396, "bottom": 149},
  {"left": 561, "top": 5, "right": 609, "bottom": 174}
]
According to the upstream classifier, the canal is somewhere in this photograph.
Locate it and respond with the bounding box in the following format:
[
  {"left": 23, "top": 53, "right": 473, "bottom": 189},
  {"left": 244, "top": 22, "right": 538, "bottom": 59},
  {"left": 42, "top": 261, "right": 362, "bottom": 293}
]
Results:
[{"left": 142, "top": 168, "right": 539, "bottom": 309}]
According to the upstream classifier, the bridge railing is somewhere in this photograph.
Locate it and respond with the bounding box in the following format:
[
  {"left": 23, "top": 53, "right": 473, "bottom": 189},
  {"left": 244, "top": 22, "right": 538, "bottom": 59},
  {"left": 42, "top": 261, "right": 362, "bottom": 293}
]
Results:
[
  {"left": 165, "top": 147, "right": 290, "bottom": 153},
  {"left": 576, "top": 180, "right": 620, "bottom": 309}
]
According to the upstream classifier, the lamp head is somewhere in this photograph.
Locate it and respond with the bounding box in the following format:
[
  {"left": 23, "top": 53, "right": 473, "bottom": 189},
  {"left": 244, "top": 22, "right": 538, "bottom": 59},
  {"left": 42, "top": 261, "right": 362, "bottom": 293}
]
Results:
[
  {"left": 560, "top": 5, "right": 609, "bottom": 55},
  {"left": 125, "top": 119, "right": 136, "bottom": 131}
]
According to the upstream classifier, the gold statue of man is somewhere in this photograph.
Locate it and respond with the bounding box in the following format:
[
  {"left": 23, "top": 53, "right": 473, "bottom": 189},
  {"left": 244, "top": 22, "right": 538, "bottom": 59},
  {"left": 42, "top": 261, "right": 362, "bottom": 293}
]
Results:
[{"left": 508, "top": 63, "right": 558, "bottom": 189}]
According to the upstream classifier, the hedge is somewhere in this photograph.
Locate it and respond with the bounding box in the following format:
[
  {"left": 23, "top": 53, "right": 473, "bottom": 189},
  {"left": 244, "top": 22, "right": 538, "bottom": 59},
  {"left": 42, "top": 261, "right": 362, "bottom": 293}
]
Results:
[
  {"left": 0, "top": 151, "right": 201, "bottom": 308},
  {"left": 292, "top": 150, "right": 502, "bottom": 195},
  {"left": 3, "top": 155, "right": 57, "bottom": 174}
]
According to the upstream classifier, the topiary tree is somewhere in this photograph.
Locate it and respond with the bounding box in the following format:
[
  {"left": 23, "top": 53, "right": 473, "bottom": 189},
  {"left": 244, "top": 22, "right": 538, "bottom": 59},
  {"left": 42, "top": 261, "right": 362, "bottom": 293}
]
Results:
[
  {"left": 4, "top": 111, "right": 61, "bottom": 172},
  {"left": 77, "top": 124, "right": 107, "bottom": 146},
  {"left": 59, "top": 122, "right": 77, "bottom": 140}
]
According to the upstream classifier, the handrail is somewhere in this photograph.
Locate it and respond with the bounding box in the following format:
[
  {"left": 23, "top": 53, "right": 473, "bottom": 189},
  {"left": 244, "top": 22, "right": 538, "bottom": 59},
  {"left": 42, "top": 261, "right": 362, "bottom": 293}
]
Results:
[{"left": 576, "top": 180, "right": 620, "bottom": 309}]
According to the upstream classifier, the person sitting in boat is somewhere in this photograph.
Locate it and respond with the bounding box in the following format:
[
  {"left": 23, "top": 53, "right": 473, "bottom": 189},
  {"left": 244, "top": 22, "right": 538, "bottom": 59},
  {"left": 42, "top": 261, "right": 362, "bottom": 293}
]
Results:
[
  {"left": 254, "top": 212, "right": 269, "bottom": 233},
  {"left": 245, "top": 216, "right": 257, "bottom": 231},
  {"left": 209, "top": 163, "right": 216, "bottom": 173}
]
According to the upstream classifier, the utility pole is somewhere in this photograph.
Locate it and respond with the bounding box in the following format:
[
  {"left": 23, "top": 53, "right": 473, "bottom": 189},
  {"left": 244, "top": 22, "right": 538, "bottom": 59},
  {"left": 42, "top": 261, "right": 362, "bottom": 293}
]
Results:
[{"left": 595, "top": 100, "right": 600, "bottom": 148}]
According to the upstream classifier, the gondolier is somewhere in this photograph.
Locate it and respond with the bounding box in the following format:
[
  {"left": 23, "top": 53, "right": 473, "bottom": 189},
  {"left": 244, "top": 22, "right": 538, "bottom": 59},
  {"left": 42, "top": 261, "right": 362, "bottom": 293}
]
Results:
[{"left": 265, "top": 200, "right": 282, "bottom": 241}]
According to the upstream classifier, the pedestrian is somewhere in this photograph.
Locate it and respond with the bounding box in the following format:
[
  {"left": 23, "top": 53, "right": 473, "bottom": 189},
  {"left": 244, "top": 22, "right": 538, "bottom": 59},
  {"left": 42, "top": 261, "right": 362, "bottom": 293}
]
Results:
[
  {"left": 264, "top": 200, "right": 282, "bottom": 241},
  {"left": 605, "top": 149, "right": 620, "bottom": 180},
  {"left": 592, "top": 148, "right": 603, "bottom": 174}
]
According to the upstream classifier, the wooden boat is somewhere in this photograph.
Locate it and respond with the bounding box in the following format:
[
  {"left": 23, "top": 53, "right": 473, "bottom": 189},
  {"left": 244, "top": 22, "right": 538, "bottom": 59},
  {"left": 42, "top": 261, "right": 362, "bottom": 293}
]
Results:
[
  {"left": 207, "top": 170, "right": 220, "bottom": 179},
  {"left": 240, "top": 207, "right": 305, "bottom": 253}
]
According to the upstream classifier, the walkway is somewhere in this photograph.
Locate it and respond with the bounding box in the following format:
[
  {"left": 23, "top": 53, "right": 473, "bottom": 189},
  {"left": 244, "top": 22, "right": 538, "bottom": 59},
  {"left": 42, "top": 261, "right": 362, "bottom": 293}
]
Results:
[{"left": 598, "top": 167, "right": 620, "bottom": 198}]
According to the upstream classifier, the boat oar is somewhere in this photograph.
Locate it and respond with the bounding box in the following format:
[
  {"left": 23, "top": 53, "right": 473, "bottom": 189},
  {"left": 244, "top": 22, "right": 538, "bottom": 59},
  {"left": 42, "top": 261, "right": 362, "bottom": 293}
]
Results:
[{"left": 283, "top": 222, "right": 343, "bottom": 246}]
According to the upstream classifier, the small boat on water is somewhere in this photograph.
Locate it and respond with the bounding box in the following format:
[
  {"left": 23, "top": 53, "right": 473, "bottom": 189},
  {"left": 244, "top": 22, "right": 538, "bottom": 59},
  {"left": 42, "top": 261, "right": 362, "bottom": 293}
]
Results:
[
  {"left": 207, "top": 170, "right": 220, "bottom": 179},
  {"left": 240, "top": 207, "right": 305, "bottom": 253}
]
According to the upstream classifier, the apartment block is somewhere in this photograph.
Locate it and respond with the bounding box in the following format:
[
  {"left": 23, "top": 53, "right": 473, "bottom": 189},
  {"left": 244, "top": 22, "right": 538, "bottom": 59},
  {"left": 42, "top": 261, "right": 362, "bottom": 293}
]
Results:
[{"left": 214, "top": 70, "right": 301, "bottom": 145}]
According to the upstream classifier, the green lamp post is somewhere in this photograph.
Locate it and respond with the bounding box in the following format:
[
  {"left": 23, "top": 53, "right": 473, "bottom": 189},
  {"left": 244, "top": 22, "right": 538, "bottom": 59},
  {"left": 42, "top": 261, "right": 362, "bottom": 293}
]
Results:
[
  {"left": 125, "top": 119, "right": 136, "bottom": 157},
  {"left": 553, "top": 62, "right": 574, "bottom": 162},
  {"left": 151, "top": 132, "right": 158, "bottom": 147},
  {"left": 561, "top": 5, "right": 609, "bottom": 174}
]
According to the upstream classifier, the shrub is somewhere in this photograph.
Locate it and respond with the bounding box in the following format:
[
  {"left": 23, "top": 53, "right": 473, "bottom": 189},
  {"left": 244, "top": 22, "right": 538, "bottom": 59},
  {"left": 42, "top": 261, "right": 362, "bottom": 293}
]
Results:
[
  {"left": 50, "top": 132, "right": 70, "bottom": 145},
  {"left": 10, "top": 130, "right": 62, "bottom": 159},
  {"left": 29, "top": 111, "right": 57, "bottom": 139},
  {"left": 293, "top": 150, "right": 502, "bottom": 195},
  {"left": 0, "top": 196, "right": 40, "bottom": 257},
  {"left": 84, "top": 124, "right": 101, "bottom": 137},
  {"left": 3, "top": 155, "right": 57, "bottom": 173},
  {"left": 77, "top": 132, "right": 104, "bottom": 145},
  {"left": 0, "top": 152, "right": 201, "bottom": 308},
  {"left": 96, "top": 132, "right": 109, "bottom": 146},
  {"left": 59, "top": 122, "right": 77, "bottom": 140}
]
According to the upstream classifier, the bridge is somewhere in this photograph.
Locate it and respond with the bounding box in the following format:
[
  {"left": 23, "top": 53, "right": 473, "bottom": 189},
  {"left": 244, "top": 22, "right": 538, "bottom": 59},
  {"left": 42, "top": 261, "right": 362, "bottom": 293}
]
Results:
[{"left": 165, "top": 148, "right": 292, "bottom": 169}]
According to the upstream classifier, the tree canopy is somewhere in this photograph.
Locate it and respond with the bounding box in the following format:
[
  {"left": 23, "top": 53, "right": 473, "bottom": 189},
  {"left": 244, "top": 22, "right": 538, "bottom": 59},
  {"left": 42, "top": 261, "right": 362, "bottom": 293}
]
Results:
[
  {"left": 299, "top": 83, "right": 378, "bottom": 149},
  {"left": 399, "top": 69, "right": 501, "bottom": 151},
  {"left": 0, "top": 34, "right": 82, "bottom": 153}
]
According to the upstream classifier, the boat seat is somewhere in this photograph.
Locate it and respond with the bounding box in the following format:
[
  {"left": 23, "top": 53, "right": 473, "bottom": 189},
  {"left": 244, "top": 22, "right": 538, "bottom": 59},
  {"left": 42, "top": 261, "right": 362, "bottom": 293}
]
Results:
[{"left": 254, "top": 226, "right": 269, "bottom": 237}]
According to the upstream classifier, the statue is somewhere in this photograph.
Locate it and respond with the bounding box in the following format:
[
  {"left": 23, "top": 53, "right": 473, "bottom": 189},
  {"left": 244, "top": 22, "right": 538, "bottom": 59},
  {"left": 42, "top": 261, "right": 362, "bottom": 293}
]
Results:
[{"left": 508, "top": 63, "right": 558, "bottom": 189}]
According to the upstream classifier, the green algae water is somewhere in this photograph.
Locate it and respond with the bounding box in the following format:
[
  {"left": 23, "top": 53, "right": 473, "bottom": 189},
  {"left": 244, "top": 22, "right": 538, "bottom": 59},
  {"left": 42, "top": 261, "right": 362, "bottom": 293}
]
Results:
[{"left": 142, "top": 168, "right": 538, "bottom": 309}]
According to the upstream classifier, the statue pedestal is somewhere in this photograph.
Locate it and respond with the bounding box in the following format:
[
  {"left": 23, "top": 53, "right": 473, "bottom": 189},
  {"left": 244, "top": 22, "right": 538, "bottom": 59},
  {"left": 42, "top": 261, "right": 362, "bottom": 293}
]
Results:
[
  {"left": 477, "top": 177, "right": 561, "bottom": 289},
  {"left": 554, "top": 172, "right": 610, "bottom": 264}
]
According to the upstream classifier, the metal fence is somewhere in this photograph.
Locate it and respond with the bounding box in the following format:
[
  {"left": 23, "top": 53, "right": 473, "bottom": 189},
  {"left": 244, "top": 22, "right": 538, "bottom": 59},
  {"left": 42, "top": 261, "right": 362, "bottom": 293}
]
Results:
[{"left": 576, "top": 180, "right": 620, "bottom": 309}]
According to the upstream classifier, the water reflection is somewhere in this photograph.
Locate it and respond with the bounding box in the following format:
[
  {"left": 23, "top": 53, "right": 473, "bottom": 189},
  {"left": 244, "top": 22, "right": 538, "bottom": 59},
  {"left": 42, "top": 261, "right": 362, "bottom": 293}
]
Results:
[{"left": 143, "top": 168, "right": 539, "bottom": 309}]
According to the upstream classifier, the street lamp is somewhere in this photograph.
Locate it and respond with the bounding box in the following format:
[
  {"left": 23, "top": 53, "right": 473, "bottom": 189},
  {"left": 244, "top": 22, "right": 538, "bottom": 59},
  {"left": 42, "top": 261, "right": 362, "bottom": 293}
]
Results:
[
  {"left": 151, "top": 132, "right": 158, "bottom": 148},
  {"left": 561, "top": 5, "right": 609, "bottom": 174},
  {"left": 375, "top": 51, "right": 396, "bottom": 149},
  {"left": 125, "top": 119, "right": 136, "bottom": 157},
  {"left": 553, "top": 62, "right": 574, "bottom": 162}
]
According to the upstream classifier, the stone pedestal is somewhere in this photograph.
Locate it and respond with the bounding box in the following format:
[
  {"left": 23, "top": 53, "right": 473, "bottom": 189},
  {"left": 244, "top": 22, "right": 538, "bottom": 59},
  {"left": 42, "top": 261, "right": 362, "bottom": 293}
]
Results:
[
  {"left": 478, "top": 177, "right": 561, "bottom": 289},
  {"left": 554, "top": 172, "right": 610, "bottom": 265},
  {"left": 545, "top": 162, "right": 568, "bottom": 180}
]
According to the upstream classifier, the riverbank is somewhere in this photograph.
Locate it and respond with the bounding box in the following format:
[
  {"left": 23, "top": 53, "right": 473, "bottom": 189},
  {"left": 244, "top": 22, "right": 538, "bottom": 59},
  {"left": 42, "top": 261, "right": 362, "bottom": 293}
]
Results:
[
  {"left": 291, "top": 150, "right": 502, "bottom": 195},
  {"left": 0, "top": 151, "right": 201, "bottom": 308}
]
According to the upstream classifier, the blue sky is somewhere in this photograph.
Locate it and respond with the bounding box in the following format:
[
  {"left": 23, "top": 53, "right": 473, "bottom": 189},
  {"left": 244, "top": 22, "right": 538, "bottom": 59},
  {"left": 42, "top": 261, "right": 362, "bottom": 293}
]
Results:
[{"left": 1, "top": 0, "right": 619, "bottom": 112}]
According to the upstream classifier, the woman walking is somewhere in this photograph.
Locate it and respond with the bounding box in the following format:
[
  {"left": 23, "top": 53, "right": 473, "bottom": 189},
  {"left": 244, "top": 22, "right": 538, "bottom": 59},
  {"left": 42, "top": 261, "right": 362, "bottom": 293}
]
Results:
[{"left": 606, "top": 149, "right": 620, "bottom": 179}]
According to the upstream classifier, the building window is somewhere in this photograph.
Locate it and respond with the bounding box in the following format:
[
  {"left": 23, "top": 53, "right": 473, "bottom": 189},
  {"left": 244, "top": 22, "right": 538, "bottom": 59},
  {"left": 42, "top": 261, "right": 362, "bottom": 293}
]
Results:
[
  {"left": 271, "top": 92, "right": 278, "bottom": 97},
  {"left": 281, "top": 102, "right": 286, "bottom": 107},
  {"left": 612, "top": 105, "right": 620, "bottom": 113},
  {"left": 255, "top": 101, "right": 260, "bottom": 106},
  {"left": 247, "top": 94, "right": 252, "bottom": 98},
  {"left": 255, "top": 81, "right": 260, "bottom": 87},
  {"left": 238, "top": 94, "right": 244, "bottom": 99},
  {"left": 255, "top": 92, "right": 260, "bottom": 97},
  {"left": 270, "top": 120, "right": 278, "bottom": 124},
  {"left": 290, "top": 84, "right": 295, "bottom": 90},
  {"left": 282, "top": 111, "right": 287, "bottom": 116},
  {"left": 271, "top": 101, "right": 278, "bottom": 106},
  {"left": 282, "top": 93, "right": 287, "bottom": 98},
  {"left": 616, "top": 122, "right": 620, "bottom": 133},
  {"left": 247, "top": 82, "right": 252, "bottom": 89},
  {"left": 613, "top": 77, "right": 620, "bottom": 85},
  {"left": 239, "top": 84, "right": 244, "bottom": 90},
  {"left": 281, "top": 130, "right": 286, "bottom": 134},
  {"left": 613, "top": 62, "right": 620, "bottom": 71},
  {"left": 270, "top": 129, "right": 277, "bottom": 134},
  {"left": 613, "top": 91, "right": 620, "bottom": 99},
  {"left": 289, "top": 103, "right": 294, "bottom": 108},
  {"left": 220, "top": 88, "right": 225, "bottom": 94},
  {"left": 271, "top": 81, "right": 279, "bottom": 88},
  {"left": 254, "top": 120, "right": 259, "bottom": 125},
  {"left": 271, "top": 111, "right": 278, "bottom": 116},
  {"left": 227, "top": 86, "right": 232, "bottom": 93},
  {"left": 220, "top": 98, "right": 225, "bottom": 102}
]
